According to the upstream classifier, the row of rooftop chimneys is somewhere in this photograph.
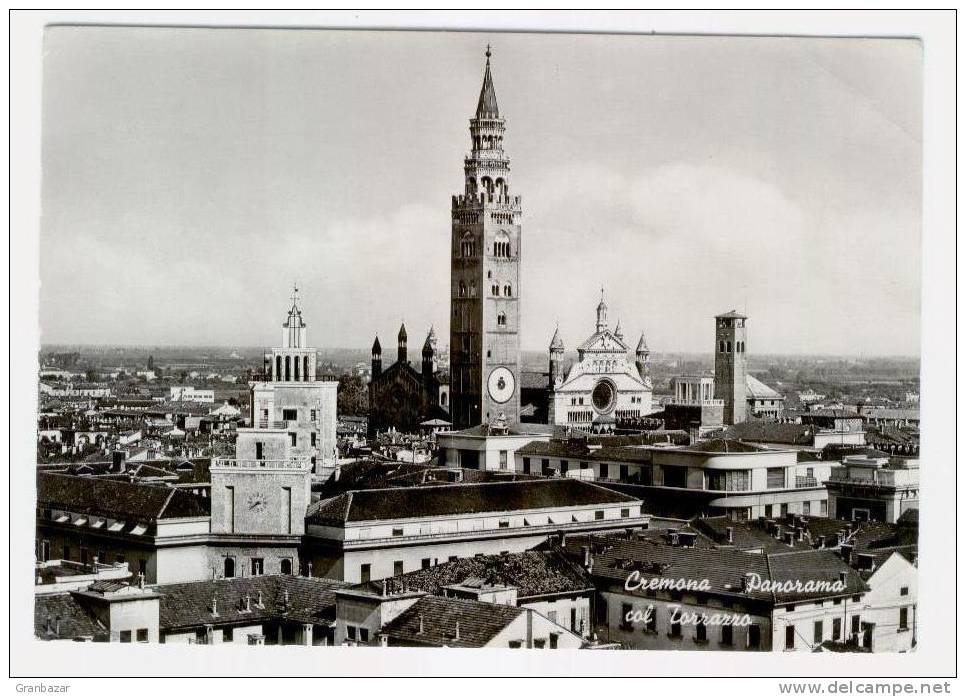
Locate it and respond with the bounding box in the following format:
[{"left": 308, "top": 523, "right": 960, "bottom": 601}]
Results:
[{"left": 210, "top": 590, "right": 271, "bottom": 618}]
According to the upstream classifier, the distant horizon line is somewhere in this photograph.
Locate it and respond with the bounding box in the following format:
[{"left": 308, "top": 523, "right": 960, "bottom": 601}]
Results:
[{"left": 38, "top": 342, "right": 922, "bottom": 361}]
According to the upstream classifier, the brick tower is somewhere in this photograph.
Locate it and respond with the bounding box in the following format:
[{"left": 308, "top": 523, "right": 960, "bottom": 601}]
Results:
[
  {"left": 449, "top": 47, "right": 522, "bottom": 428},
  {"left": 713, "top": 310, "right": 748, "bottom": 425}
]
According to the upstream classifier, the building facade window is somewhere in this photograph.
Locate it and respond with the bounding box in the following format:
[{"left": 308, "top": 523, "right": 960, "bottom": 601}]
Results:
[
  {"left": 250, "top": 558, "right": 264, "bottom": 576},
  {"left": 393, "top": 561, "right": 404, "bottom": 576},
  {"left": 785, "top": 625, "right": 795, "bottom": 650},
  {"left": 748, "top": 624, "right": 761, "bottom": 649}
]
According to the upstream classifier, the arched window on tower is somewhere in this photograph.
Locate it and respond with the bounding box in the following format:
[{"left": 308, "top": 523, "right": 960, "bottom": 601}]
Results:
[
  {"left": 459, "top": 281, "right": 466, "bottom": 298},
  {"left": 727, "top": 341, "right": 732, "bottom": 353},
  {"left": 497, "top": 312, "right": 507, "bottom": 327},
  {"left": 494, "top": 232, "right": 510, "bottom": 259},
  {"left": 285, "top": 355, "right": 291, "bottom": 381},
  {"left": 469, "top": 281, "right": 477, "bottom": 297},
  {"left": 303, "top": 355, "right": 309, "bottom": 380},
  {"left": 492, "top": 284, "right": 499, "bottom": 296},
  {"left": 504, "top": 284, "right": 512, "bottom": 297},
  {"left": 294, "top": 355, "right": 300, "bottom": 381},
  {"left": 224, "top": 557, "right": 235, "bottom": 579},
  {"left": 275, "top": 356, "right": 282, "bottom": 380}
]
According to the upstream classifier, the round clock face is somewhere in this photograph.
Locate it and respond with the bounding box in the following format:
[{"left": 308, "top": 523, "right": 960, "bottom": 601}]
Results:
[
  {"left": 487, "top": 367, "right": 515, "bottom": 404},
  {"left": 247, "top": 492, "right": 268, "bottom": 515}
]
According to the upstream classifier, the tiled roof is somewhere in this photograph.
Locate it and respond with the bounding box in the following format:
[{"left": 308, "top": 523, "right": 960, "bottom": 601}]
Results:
[
  {"left": 570, "top": 534, "right": 868, "bottom": 605},
  {"left": 745, "top": 374, "right": 783, "bottom": 400},
  {"left": 380, "top": 595, "right": 522, "bottom": 648},
  {"left": 155, "top": 574, "right": 350, "bottom": 630},
  {"left": 37, "top": 472, "right": 209, "bottom": 522},
  {"left": 34, "top": 593, "right": 109, "bottom": 641},
  {"left": 353, "top": 549, "right": 592, "bottom": 599},
  {"left": 766, "top": 550, "right": 868, "bottom": 603},
  {"left": 571, "top": 534, "right": 775, "bottom": 602},
  {"left": 306, "top": 479, "right": 638, "bottom": 525},
  {"left": 724, "top": 420, "right": 814, "bottom": 446},
  {"left": 520, "top": 370, "right": 551, "bottom": 390}
]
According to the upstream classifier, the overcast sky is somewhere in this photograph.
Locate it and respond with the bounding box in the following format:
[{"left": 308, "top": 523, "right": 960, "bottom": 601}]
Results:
[{"left": 40, "top": 28, "right": 922, "bottom": 355}]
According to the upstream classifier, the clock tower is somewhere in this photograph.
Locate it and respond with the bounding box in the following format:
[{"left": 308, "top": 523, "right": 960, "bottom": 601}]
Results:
[{"left": 450, "top": 47, "right": 522, "bottom": 428}]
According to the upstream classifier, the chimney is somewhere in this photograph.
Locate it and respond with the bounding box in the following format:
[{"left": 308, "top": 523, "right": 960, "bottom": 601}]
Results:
[
  {"left": 454, "top": 621, "right": 460, "bottom": 641},
  {"left": 257, "top": 591, "right": 264, "bottom": 607},
  {"left": 726, "top": 527, "right": 734, "bottom": 543},
  {"left": 245, "top": 595, "right": 251, "bottom": 612},
  {"left": 783, "top": 531, "right": 795, "bottom": 547},
  {"left": 307, "top": 562, "right": 313, "bottom": 578},
  {"left": 212, "top": 597, "right": 219, "bottom": 617},
  {"left": 581, "top": 546, "right": 590, "bottom": 568},
  {"left": 816, "top": 535, "right": 825, "bottom": 549},
  {"left": 112, "top": 450, "right": 125, "bottom": 473},
  {"left": 138, "top": 572, "right": 145, "bottom": 589},
  {"left": 840, "top": 544, "right": 854, "bottom": 564},
  {"left": 418, "top": 615, "right": 424, "bottom": 634},
  {"left": 838, "top": 571, "right": 847, "bottom": 585},
  {"left": 379, "top": 634, "right": 388, "bottom": 647}
]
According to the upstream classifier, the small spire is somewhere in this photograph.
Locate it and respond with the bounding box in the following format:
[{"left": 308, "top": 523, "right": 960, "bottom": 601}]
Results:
[
  {"left": 596, "top": 287, "right": 608, "bottom": 332},
  {"left": 371, "top": 335, "right": 381, "bottom": 355},
  {"left": 549, "top": 324, "right": 564, "bottom": 352},
  {"left": 476, "top": 46, "right": 500, "bottom": 119},
  {"left": 636, "top": 332, "right": 649, "bottom": 354}
]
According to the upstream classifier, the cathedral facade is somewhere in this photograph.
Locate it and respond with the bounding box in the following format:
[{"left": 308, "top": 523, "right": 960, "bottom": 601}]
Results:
[
  {"left": 449, "top": 49, "right": 522, "bottom": 429},
  {"left": 547, "top": 293, "right": 654, "bottom": 430},
  {"left": 367, "top": 324, "right": 448, "bottom": 436}
]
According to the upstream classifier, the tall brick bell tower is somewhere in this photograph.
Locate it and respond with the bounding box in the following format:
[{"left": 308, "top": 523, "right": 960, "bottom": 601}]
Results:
[
  {"left": 450, "top": 47, "right": 522, "bottom": 429},
  {"left": 714, "top": 310, "right": 748, "bottom": 425}
]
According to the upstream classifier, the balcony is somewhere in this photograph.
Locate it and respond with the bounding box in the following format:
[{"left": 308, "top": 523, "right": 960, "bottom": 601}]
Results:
[
  {"left": 211, "top": 458, "right": 312, "bottom": 471},
  {"left": 256, "top": 420, "right": 290, "bottom": 429},
  {"left": 795, "top": 476, "right": 819, "bottom": 488},
  {"left": 665, "top": 398, "right": 725, "bottom": 408},
  {"left": 828, "top": 468, "right": 917, "bottom": 488}
]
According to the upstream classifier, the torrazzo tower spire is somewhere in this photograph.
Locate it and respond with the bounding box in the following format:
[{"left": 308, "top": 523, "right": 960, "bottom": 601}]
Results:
[{"left": 450, "top": 47, "right": 523, "bottom": 428}]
